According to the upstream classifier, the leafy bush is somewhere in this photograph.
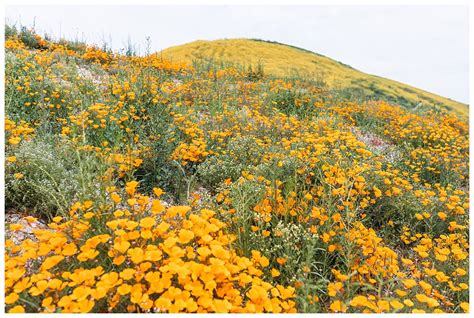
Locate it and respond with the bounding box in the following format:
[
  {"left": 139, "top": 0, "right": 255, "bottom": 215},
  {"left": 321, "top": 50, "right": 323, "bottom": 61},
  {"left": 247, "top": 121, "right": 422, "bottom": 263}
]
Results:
[
  {"left": 5, "top": 139, "right": 106, "bottom": 219},
  {"left": 198, "top": 136, "right": 264, "bottom": 189}
]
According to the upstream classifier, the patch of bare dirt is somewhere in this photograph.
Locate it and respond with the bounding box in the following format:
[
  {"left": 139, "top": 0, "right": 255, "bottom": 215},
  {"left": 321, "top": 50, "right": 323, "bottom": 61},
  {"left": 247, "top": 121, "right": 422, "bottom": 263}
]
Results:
[
  {"left": 351, "top": 127, "right": 400, "bottom": 163},
  {"left": 5, "top": 210, "right": 49, "bottom": 245}
]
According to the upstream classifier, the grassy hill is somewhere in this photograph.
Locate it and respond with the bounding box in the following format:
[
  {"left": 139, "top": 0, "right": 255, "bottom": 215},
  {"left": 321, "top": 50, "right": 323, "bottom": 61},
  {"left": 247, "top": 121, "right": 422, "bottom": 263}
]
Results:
[{"left": 160, "top": 39, "right": 468, "bottom": 116}]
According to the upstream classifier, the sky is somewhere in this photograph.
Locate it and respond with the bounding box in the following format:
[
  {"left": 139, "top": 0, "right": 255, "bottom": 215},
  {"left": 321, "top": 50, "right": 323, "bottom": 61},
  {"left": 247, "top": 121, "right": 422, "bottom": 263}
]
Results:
[{"left": 5, "top": 5, "right": 469, "bottom": 103}]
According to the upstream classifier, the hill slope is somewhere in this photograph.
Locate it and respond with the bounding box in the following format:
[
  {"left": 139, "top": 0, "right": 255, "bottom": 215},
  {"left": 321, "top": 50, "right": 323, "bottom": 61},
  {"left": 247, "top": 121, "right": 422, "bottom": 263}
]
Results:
[
  {"left": 160, "top": 39, "right": 468, "bottom": 115},
  {"left": 5, "top": 28, "right": 469, "bottom": 313}
]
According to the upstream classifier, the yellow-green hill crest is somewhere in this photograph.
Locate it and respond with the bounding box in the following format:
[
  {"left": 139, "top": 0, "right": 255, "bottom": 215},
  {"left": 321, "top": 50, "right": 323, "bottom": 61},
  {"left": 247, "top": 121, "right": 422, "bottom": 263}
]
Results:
[{"left": 160, "top": 38, "right": 468, "bottom": 115}]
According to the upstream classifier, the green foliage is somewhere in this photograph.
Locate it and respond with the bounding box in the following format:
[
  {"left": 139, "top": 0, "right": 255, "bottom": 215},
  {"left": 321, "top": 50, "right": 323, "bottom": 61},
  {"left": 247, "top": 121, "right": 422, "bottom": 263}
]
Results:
[
  {"left": 245, "top": 62, "right": 265, "bottom": 81},
  {"left": 5, "top": 138, "right": 108, "bottom": 220},
  {"left": 5, "top": 24, "right": 18, "bottom": 39}
]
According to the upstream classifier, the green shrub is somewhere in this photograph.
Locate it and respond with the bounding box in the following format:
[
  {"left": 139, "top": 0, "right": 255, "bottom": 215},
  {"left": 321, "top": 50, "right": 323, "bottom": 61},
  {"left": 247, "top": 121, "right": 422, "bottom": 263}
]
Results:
[
  {"left": 18, "top": 26, "right": 41, "bottom": 49},
  {"left": 5, "top": 138, "right": 107, "bottom": 219},
  {"left": 5, "top": 24, "right": 18, "bottom": 39},
  {"left": 197, "top": 155, "right": 245, "bottom": 189},
  {"left": 198, "top": 135, "right": 264, "bottom": 188}
]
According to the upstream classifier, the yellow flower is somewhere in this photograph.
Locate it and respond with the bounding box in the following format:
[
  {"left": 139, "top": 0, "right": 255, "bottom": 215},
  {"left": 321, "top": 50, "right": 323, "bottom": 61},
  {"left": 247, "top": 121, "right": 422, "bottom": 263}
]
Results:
[
  {"left": 114, "top": 241, "right": 131, "bottom": 254},
  {"left": 402, "top": 279, "right": 417, "bottom": 289},
  {"left": 401, "top": 258, "right": 413, "bottom": 266},
  {"left": 41, "top": 255, "right": 64, "bottom": 271},
  {"left": 153, "top": 187, "right": 164, "bottom": 197},
  {"left": 435, "top": 211, "right": 447, "bottom": 221},
  {"left": 24, "top": 216, "right": 37, "bottom": 223},
  {"left": 210, "top": 244, "right": 230, "bottom": 259},
  {"left": 247, "top": 285, "right": 268, "bottom": 304},
  {"left": 5, "top": 292, "right": 19, "bottom": 304},
  {"left": 377, "top": 300, "right": 390, "bottom": 312},
  {"left": 415, "top": 293, "right": 439, "bottom": 308},
  {"left": 178, "top": 229, "right": 195, "bottom": 244},
  {"left": 166, "top": 206, "right": 191, "bottom": 218},
  {"left": 350, "top": 295, "right": 368, "bottom": 307},
  {"left": 271, "top": 268, "right": 281, "bottom": 277},
  {"left": 9, "top": 224, "right": 23, "bottom": 231},
  {"left": 141, "top": 230, "right": 153, "bottom": 240},
  {"left": 113, "top": 255, "right": 126, "bottom": 266},
  {"left": 117, "top": 284, "right": 132, "bottom": 295},
  {"left": 84, "top": 212, "right": 95, "bottom": 219},
  {"left": 139, "top": 217, "right": 156, "bottom": 228},
  {"left": 111, "top": 193, "right": 122, "bottom": 204},
  {"left": 62, "top": 243, "right": 78, "bottom": 256},
  {"left": 373, "top": 186, "right": 382, "bottom": 198},
  {"left": 128, "top": 248, "right": 144, "bottom": 264},
  {"left": 120, "top": 268, "right": 135, "bottom": 280},
  {"left": 330, "top": 300, "right": 347, "bottom": 312},
  {"left": 155, "top": 297, "right": 172, "bottom": 311},
  {"left": 151, "top": 200, "right": 165, "bottom": 214},
  {"left": 419, "top": 281, "right": 432, "bottom": 293},
  {"left": 155, "top": 221, "right": 170, "bottom": 235},
  {"left": 77, "top": 249, "right": 99, "bottom": 262},
  {"left": 412, "top": 309, "right": 425, "bottom": 313},
  {"left": 327, "top": 282, "right": 343, "bottom": 297},
  {"left": 8, "top": 136, "right": 21, "bottom": 145},
  {"left": 8, "top": 305, "right": 25, "bottom": 313},
  {"left": 251, "top": 250, "right": 269, "bottom": 267},
  {"left": 197, "top": 246, "right": 211, "bottom": 257},
  {"left": 42, "top": 296, "right": 56, "bottom": 312},
  {"left": 214, "top": 299, "right": 232, "bottom": 313},
  {"left": 125, "top": 181, "right": 139, "bottom": 196},
  {"left": 390, "top": 300, "right": 404, "bottom": 310},
  {"left": 71, "top": 286, "right": 91, "bottom": 301}
]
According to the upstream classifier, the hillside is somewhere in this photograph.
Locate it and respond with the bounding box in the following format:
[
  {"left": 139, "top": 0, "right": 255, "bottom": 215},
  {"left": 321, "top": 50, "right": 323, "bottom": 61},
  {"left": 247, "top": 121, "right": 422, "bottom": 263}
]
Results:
[
  {"left": 160, "top": 39, "right": 468, "bottom": 115},
  {"left": 4, "top": 28, "right": 469, "bottom": 314}
]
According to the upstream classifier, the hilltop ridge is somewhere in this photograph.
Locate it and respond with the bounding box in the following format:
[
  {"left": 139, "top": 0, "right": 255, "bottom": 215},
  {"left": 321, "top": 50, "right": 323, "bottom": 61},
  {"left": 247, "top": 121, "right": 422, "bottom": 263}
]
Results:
[{"left": 160, "top": 38, "right": 468, "bottom": 115}]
